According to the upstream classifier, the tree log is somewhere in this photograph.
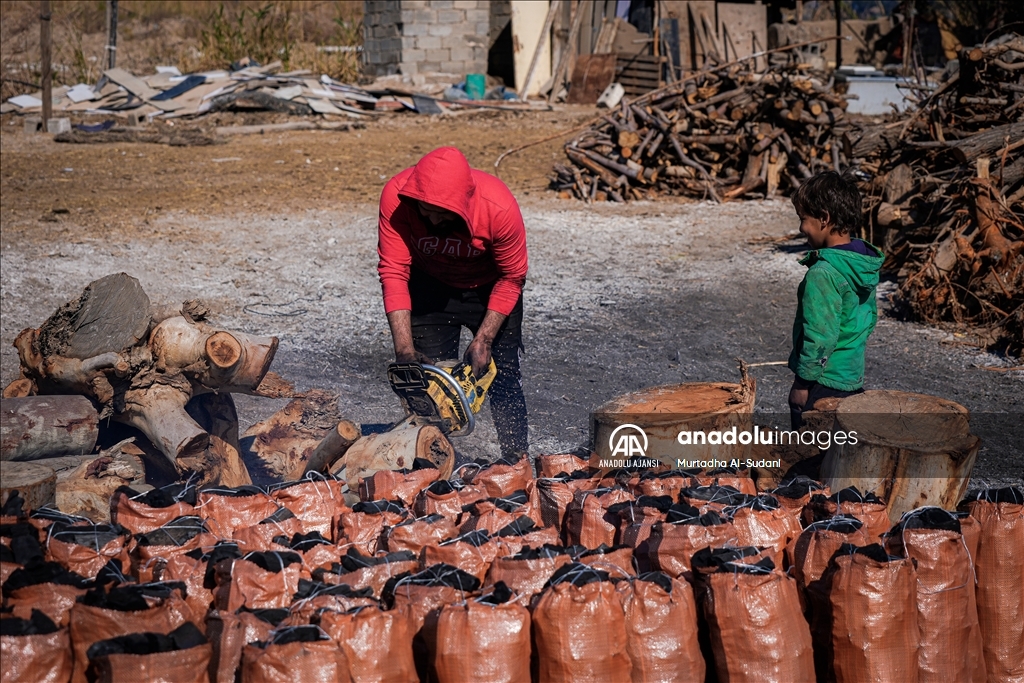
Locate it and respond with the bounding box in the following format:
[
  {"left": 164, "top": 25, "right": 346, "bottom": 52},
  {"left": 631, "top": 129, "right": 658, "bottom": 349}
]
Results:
[
  {"left": 303, "top": 420, "right": 361, "bottom": 475},
  {"left": 1, "top": 461, "right": 56, "bottom": 510},
  {"left": 14, "top": 275, "right": 280, "bottom": 482},
  {"left": 945, "top": 122, "right": 1024, "bottom": 164},
  {"left": 821, "top": 391, "right": 980, "bottom": 522},
  {"left": 241, "top": 390, "right": 344, "bottom": 484},
  {"left": 53, "top": 440, "right": 145, "bottom": 522},
  {"left": 186, "top": 393, "right": 251, "bottom": 487},
  {"left": 1, "top": 395, "right": 99, "bottom": 461},
  {"left": 332, "top": 418, "right": 454, "bottom": 492}
]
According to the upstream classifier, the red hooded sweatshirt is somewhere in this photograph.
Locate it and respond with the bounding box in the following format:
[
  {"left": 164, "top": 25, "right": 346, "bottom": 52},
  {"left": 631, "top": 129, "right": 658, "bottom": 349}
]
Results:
[{"left": 377, "top": 147, "right": 528, "bottom": 316}]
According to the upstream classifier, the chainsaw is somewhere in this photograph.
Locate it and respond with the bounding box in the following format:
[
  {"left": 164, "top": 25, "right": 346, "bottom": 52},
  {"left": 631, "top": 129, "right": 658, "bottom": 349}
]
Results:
[{"left": 387, "top": 359, "right": 497, "bottom": 437}]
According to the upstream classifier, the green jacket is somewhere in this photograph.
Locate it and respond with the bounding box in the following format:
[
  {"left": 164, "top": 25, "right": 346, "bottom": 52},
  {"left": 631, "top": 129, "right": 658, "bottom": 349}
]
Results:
[{"left": 789, "top": 242, "right": 884, "bottom": 391}]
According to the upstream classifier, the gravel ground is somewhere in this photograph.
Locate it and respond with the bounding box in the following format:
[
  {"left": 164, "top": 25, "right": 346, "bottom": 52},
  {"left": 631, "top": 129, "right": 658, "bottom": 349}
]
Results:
[{"left": 1, "top": 197, "right": 1020, "bottom": 485}]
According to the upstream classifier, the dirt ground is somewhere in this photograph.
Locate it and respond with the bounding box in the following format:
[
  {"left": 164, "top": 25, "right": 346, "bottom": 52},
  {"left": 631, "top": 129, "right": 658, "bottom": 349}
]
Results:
[{"left": 1, "top": 109, "right": 1021, "bottom": 485}]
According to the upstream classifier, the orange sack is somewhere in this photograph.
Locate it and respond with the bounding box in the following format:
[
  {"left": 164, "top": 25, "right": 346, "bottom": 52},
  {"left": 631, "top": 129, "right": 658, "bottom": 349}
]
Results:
[
  {"left": 484, "top": 546, "right": 573, "bottom": 605},
  {"left": 464, "top": 456, "right": 533, "bottom": 498},
  {"left": 318, "top": 605, "right": 417, "bottom": 683},
  {"left": 536, "top": 453, "right": 590, "bottom": 478},
  {"left": 531, "top": 565, "right": 632, "bottom": 683},
  {"left": 215, "top": 551, "right": 303, "bottom": 612},
  {"left": 827, "top": 544, "right": 919, "bottom": 683},
  {"left": 695, "top": 550, "right": 815, "bottom": 683},
  {"left": 0, "top": 610, "right": 73, "bottom": 683},
  {"left": 961, "top": 487, "right": 1024, "bottom": 683},
  {"left": 884, "top": 507, "right": 985, "bottom": 683},
  {"left": 206, "top": 609, "right": 280, "bottom": 683},
  {"left": 270, "top": 476, "right": 349, "bottom": 540},
  {"left": 616, "top": 573, "right": 705, "bottom": 683},
  {"left": 359, "top": 467, "right": 439, "bottom": 507},
  {"left": 432, "top": 589, "right": 532, "bottom": 683},
  {"left": 45, "top": 523, "right": 131, "bottom": 579},
  {"left": 110, "top": 484, "right": 198, "bottom": 535},
  {"left": 69, "top": 583, "right": 195, "bottom": 683},
  {"left": 85, "top": 623, "right": 212, "bottom": 683},
  {"left": 241, "top": 627, "right": 352, "bottom": 683},
  {"left": 564, "top": 487, "right": 634, "bottom": 548}
]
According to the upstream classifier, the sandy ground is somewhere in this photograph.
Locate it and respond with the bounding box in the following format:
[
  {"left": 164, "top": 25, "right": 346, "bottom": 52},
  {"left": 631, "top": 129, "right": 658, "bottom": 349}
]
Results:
[{"left": 1, "top": 110, "right": 1021, "bottom": 485}]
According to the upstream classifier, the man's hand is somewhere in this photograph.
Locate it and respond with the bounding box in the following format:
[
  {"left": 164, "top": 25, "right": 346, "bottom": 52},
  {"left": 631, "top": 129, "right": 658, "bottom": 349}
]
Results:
[
  {"left": 466, "top": 310, "right": 507, "bottom": 377},
  {"left": 464, "top": 338, "right": 492, "bottom": 378},
  {"left": 396, "top": 349, "right": 432, "bottom": 365}
]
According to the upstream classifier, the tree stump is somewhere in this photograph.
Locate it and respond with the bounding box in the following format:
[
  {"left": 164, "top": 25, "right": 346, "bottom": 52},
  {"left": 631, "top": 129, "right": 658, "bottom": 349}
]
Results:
[
  {"left": 821, "top": 390, "right": 980, "bottom": 522},
  {"left": 1, "top": 395, "right": 99, "bottom": 461},
  {"left": 592, "top": 366, "right": 756, "bottom": 466},
  {"left": 1, "top": 461, "right": 57, "bottom": 510}
]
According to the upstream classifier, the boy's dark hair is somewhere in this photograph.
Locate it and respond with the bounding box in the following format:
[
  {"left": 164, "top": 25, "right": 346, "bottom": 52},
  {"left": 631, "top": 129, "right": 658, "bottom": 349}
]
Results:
[{"left": 791, "top": 171, "right": 863, "bottom": 235}]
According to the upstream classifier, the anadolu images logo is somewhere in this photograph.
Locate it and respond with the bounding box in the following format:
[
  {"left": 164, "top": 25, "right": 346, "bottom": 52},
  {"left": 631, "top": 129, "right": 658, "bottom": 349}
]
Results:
[{"left": 609, "top": 424, "right": 648, "bottom": 458}]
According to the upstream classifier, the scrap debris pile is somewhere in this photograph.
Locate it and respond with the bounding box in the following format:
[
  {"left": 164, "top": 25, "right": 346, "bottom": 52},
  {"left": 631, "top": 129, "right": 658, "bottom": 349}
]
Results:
[
  {"left": 847, "top": 37, "right": 1024, "bottom": 353},
  {"left": 2, "top": 62, "right": 535, "bottom": 143},
  {"left": 551, "top": 56, "right": 850, "bottom": 203},
  {"left": 3, "top": 455, "right": 1021, "bottom": 682}
]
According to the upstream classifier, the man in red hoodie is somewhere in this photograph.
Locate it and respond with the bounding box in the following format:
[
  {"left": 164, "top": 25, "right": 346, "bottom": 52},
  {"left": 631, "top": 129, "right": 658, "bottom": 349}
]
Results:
[{"left": 377, "top": 147, "right": 529, "bottom": 457}]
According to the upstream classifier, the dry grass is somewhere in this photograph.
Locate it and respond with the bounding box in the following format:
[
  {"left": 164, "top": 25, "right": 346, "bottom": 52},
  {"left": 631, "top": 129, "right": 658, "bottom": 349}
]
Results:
[{"left": 1, "top": 1, "right": 363, "bottom": 101}]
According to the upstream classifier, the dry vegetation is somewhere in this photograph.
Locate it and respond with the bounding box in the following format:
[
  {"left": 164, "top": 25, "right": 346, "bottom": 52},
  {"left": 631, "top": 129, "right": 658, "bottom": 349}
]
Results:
[{"left": 0, "top": 0, "right": 363, "bottom": 101}]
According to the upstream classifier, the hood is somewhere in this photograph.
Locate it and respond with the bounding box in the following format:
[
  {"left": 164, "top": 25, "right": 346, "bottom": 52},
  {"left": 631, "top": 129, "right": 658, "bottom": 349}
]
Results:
[
  {"left": 397, "top": 147, "right": 476, "bottom": 226},
  {"left": 801, "top": 242, "right": 884, "bottom": 296}
]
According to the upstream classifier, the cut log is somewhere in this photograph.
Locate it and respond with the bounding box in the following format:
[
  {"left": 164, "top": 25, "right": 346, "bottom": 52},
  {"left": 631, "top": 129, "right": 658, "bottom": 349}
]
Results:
[
  {"left": 114, "top": 382, "right": 210, "bottom": 467},
  {"left": 1, "top": 395, "right": 99, "bottom": 461},
  {"left": 1, "top": 461, "right": 56, "bottom": 510},
  {"left": 303, "top": 420, "right": 361, "bottom": 475},
  {"left": 241, "top": 390, "right": 343, "bottom": 484},
  {"left": 185, "top": 393, "right": 251, "bottom": 487},
  {"left": 592, "top": 365, "right": 756, "bottom": 465},
  {"left": 945, "top": 122, "right": 1024, "bottom": 164},
  {"left": 36, "top": 272, "right": 151, "bottom": 360},
  {"left": 53, "top": 439, "right": 145, "bottom": 522},
  {"left": 2, "top": 379, "right": 35, "bottom": 398},
  {"left": 821, "top": 390, "right": 980, "bottom": 522},
  {"left": 332, "top": 418, "right": 454, "bottom": 491}
]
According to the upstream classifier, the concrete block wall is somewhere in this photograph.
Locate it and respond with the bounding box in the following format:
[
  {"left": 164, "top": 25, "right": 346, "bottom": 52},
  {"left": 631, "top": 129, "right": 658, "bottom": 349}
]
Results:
[{"left": 364, "top": 0, "right": 491, "bottom": 77}]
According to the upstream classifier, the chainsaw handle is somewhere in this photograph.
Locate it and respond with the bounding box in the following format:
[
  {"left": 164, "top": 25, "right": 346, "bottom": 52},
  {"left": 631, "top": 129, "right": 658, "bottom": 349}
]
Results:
[{"left": 421, "top": 364, "right": 475, "bottom": 437}]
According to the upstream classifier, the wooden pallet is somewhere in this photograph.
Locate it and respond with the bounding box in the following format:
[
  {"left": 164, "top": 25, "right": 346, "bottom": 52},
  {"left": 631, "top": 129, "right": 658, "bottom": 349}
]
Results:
[{"left": 615, "top": 53, "right": 665, "bottom": 96}]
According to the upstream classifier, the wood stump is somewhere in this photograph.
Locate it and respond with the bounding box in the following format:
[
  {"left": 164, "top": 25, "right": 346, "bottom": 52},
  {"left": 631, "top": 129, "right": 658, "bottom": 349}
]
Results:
[
  {"left": 241, "top": 391, "right": 345, "bottom": 484},
  {"left": 1, "top": 395, "right": 99, "bottom": 461},
  {"left": 821, "top": 390, "right": 980, "bottom": 522},
  {"left": 1, "top": 461, "right": 56, "bottom": 509},
  {"left": 592, "top": 368, "right": 756, "bottom": 466},
  {"left": 332, "top": 418, "right": 454, "bottom": 492}
]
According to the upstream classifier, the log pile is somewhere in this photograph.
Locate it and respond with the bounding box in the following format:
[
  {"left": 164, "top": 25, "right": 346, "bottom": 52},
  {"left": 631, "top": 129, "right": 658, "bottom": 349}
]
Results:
[
  {"left": 3, "top": 273, "right": 282, "bottom": 489},
  {"left": 848, "top": 36, "right": 1024, "bottom": 354},
  {"left": 551, "top": 56, "right": 850, "bottom": 203}
]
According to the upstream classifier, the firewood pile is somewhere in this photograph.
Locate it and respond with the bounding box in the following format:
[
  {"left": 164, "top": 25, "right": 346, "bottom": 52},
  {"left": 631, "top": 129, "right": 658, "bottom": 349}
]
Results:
[
  {"left": 846, "top": 36, "right": 1024, "bottom": 355},
  {"left": 550, "top": 56, "right": 850, "bottom": 203}
]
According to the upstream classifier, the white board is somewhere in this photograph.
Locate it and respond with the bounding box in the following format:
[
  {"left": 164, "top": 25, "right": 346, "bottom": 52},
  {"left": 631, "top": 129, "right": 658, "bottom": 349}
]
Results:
[{"left": 511, "top": 0, "right": 551, "bottom": 97}]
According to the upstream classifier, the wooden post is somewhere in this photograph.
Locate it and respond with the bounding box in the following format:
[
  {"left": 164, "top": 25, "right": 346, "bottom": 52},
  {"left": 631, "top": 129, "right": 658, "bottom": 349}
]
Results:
[
  {"left": 517, "top": 0, "right": 560, "bottom": 101},
  {"left": 40, "top": 0, "right": 52, "bottom": 127},
  {"left": 834, "top": 0, "right": 842, "bottom": 69},
  {"left": 106, "top": 0, "right": 118, "bottom": 69},
  {"left": 548, "top": 0, "right": 585, "bottom": 104}
]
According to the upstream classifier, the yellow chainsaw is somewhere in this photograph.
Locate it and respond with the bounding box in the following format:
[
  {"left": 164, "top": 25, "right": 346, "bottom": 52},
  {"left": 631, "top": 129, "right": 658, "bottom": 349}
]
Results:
[{"left": 387, "top": 359, "right": 497, "bottom": 437}]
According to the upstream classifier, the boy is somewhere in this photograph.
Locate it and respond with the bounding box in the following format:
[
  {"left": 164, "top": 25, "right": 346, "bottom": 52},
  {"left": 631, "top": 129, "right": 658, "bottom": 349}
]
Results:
[{"left": 788, "top": 171, "right": 884, "bottom": 428}]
